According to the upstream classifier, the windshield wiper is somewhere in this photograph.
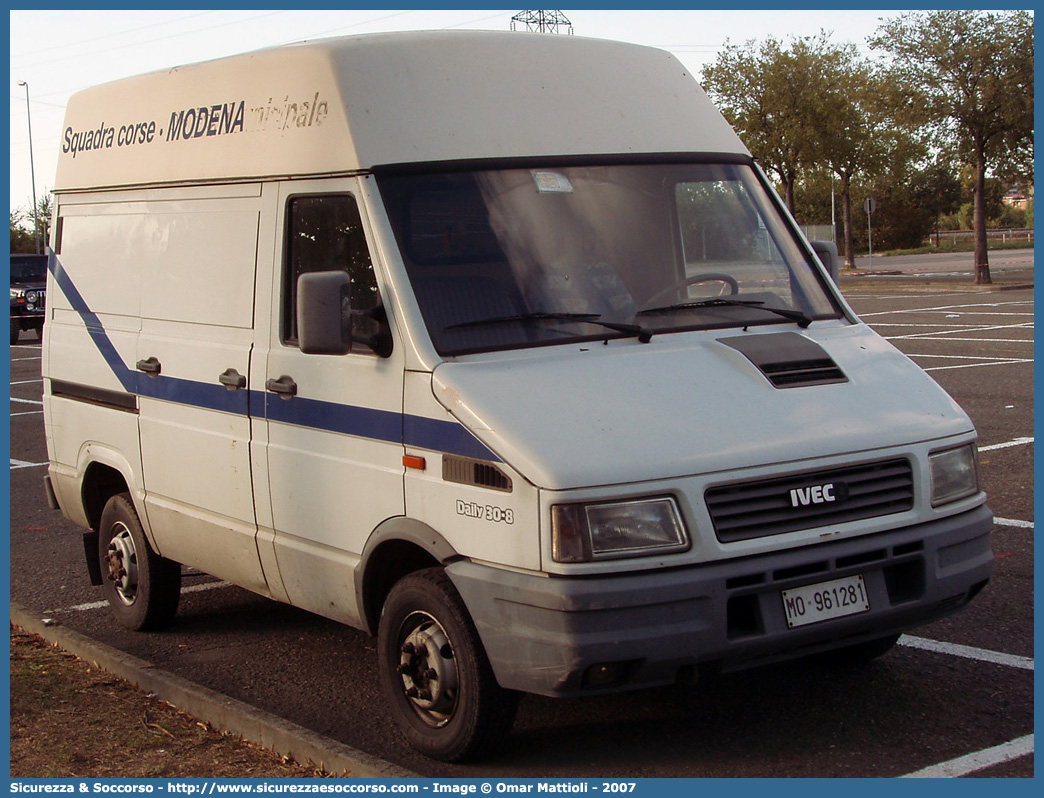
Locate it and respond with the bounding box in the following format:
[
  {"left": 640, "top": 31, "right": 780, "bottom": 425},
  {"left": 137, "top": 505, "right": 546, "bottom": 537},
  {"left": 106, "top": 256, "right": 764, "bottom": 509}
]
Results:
[
  {"left": 637, "top": 298, "right": 812, "bottom": 328},
  {"left": 447, "top": 312, "right": 653, "bottom": 343}
]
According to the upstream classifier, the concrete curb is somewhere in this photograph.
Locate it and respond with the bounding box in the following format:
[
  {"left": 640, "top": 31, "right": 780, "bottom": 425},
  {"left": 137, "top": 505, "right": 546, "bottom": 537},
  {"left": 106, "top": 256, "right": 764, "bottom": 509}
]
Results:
[{"left": 10, "top": 603, "right": 419, "bottom": 779}]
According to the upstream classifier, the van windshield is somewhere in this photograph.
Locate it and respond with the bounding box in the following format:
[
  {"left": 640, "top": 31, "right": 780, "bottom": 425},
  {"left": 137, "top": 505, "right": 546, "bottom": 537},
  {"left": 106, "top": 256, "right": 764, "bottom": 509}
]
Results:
[{"left": 377, "top": 162, "right": 843, "bottom": 356}]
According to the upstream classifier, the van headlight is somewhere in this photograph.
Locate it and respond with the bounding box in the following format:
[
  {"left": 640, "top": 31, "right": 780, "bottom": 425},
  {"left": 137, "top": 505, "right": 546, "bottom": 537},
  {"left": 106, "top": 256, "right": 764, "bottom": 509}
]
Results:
[
  {"left": 929, "top": 444, "right": 980, "bottom": 506},
  {"left": 551, "top": 497, "right": 688, "bottom": 563}
]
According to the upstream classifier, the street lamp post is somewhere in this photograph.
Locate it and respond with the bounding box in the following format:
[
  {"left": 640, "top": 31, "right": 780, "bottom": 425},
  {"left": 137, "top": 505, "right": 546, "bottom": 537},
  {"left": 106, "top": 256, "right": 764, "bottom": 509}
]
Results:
[{"left": 17, "top": 80, "right": 40, "bottom": 255}]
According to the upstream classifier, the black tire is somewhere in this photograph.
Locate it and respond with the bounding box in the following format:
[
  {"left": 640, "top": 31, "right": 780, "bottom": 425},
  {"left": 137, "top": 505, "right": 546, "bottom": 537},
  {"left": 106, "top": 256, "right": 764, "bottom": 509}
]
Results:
[
  {"left": 822, "top": 633, "right": 901, "bottom": 666},
  {"left": 11, "top": 318, "right": 20, "bottom": 345},
  {"left": 98, "top": 493, "right": 182, "bottom": 631},
  {"left": 377, "top": 568, "right": 517, "bottom": 761}
]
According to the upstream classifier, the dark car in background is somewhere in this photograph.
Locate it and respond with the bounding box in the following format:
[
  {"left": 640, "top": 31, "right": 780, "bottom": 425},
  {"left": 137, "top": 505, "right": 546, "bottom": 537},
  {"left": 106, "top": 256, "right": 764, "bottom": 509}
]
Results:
[{"left": 10, "top": 253, "right": 48, "bottom": 344}]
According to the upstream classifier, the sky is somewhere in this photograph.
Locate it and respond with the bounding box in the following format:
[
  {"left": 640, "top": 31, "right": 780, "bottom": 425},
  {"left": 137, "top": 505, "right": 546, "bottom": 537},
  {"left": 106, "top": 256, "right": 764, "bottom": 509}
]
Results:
[{"left": 9, "top": 8, "right": 898, "bottom": 214}]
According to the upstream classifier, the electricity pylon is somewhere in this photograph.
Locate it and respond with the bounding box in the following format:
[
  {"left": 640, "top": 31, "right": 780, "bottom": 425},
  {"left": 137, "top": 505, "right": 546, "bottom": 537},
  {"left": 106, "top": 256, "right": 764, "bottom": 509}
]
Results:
[{"left": 510, "top": 10, "right": 573, "bottom": 34}]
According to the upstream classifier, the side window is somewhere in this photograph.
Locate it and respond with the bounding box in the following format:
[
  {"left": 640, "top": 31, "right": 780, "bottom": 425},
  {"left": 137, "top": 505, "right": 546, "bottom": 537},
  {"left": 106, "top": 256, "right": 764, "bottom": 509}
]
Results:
[{"left": 283, "top": 194, "right": 383, "bottom": 352}]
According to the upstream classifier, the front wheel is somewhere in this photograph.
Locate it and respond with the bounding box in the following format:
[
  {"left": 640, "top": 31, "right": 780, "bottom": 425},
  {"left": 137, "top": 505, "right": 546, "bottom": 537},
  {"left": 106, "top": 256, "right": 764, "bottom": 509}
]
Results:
[
  {"left": 377, "top": 568, "right": 517, "bottom": 761},
  {"left": 98, "top": 493, "right": 182, "bottom": 631}
]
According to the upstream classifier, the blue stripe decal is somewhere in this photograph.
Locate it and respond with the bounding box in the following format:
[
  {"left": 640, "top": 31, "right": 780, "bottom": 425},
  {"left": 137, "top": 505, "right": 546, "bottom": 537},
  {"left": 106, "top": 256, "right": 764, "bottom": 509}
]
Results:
[
  {"left": 263, "top": 392, "right": 403, "bottom": 443},
  {"left": 139, "top": 373, "right": 251, "bottom": 416},
  {"left": 49, "top": 252, "right": 136, "bottom": 392},
  {"left": 262, "top": 391, "right": 499, "bottom": 461},
  {"left": 405, "top": 414, "right": 501, "bottom": 462},
  {"left": 48, "top": 252, "right": 500, "bottom": 462}
]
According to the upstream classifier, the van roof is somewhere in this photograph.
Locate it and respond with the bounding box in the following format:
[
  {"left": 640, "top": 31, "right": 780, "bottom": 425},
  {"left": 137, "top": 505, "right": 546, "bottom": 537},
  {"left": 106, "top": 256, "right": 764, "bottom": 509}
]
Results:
[{"left": 54, "top": 30, "right": 748, "bottom": 192}]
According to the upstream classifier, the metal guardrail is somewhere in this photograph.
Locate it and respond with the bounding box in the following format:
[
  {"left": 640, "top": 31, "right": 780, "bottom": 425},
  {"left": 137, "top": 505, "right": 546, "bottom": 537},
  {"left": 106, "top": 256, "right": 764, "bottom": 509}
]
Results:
[{"left": 927, "top": 228, "right": 1034, "bottom": 245}]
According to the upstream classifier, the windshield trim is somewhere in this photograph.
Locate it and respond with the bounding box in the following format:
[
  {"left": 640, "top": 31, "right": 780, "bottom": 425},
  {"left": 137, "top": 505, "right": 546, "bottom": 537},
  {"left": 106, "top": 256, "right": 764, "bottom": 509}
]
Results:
[
  {"left": 746, "top": 160, "right": 850, "bottom": 320},
  {"left": 372, "top": 151, "right": 754, "bottom": 178},
  {"left": 437, "top": 315, "right": 834, "bottom": 358}
]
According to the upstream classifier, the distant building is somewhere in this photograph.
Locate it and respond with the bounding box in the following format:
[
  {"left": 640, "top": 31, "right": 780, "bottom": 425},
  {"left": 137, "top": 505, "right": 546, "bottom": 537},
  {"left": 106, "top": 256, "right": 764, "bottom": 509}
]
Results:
[{"left": 1002, "top": 183, "right": 1033, "bottom": 210}]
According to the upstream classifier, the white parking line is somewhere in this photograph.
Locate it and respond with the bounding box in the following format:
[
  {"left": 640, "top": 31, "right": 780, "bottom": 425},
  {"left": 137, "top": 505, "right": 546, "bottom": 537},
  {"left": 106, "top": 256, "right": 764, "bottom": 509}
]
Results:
[
  {"left": 908, "top": 353, "right": 1032, "bottom": 361},
  {"left": 994, "top": 517, "right": 1034, "bottom": 529},
  {"left": 851, "top": 292, "right": 1017, "bottom": 301},
  {"left": 979, "top": 437, "right": 1033, "bottom": 452},
  {"left": 921, "top": 358, "right": 1034, "bottom": 372},
  {"left": 9, "top": 397, "right": 43, "bottom": 406},
  {"left": 859, "top": 301, "right": 1033, "bottom": 318},
  {"left": 898, "top": 635, "right": 1034, "bottom": 671},
  {"left": 870, "top": 314, "right": 1034, "bottom": 323},
  {"left": 886, "top": 322, "right": 1034, "bottom": 341},
  {"left": 49, "top": 580, "right": 232, "bottom": 614},
  {"left": 874, "top": 323, "right": 1029, "bottom": 331},
  {"left": 897, "top": 336, "right": 1034, "bottom": 345},
  {"left": 900, "top": 734, "right": 1034, "bottom": 778},
  {"left": 10, "top": 459, "right": 49, "bottom": 470}
]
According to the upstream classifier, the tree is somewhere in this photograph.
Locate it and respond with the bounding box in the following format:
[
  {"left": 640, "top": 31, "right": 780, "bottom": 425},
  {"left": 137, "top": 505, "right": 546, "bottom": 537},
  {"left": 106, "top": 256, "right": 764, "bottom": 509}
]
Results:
[
  {"left": 866, "top": 163, "right": 963, "bottom": 251},
  {"left": 702, "top": 33, "right": 844, "bottom": 213},
  {"left": 913, "top": 162, "right": 964, "bottom": 244},
  {"left": 813, "top": 49, "right": 895, "bottom": 267},
  {"left": 10, "top": 210, "right": 36, "bottom": 254},
  {"left": 871, "top": 11, "right": 1034, "bottom": 284},
  {"left": 701, "top": 31, "right": 888, "bottom": 267},
  {"left": 9, "top": 194, "right": 52, "bottom": 254}
]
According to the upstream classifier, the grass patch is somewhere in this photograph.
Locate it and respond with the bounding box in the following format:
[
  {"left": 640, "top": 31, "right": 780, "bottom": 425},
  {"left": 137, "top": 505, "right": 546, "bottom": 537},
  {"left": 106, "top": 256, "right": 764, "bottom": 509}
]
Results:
[{"left": 10, "top": 628, "right": 335, "bottom": 779}]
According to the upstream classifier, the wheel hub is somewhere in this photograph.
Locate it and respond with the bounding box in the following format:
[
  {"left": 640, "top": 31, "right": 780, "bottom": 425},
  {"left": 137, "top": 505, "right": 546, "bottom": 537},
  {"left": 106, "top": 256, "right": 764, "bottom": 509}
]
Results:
[
  {"left": 105, "top": 522, "right": 138, "bottom": 606},
  {"left": 396, "top": 613, "right": 458, "bottom": 726}
]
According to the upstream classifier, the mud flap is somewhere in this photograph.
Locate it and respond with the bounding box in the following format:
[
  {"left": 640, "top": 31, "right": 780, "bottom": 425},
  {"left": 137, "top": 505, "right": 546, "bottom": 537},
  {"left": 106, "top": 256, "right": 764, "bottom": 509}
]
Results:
[{"left": 83, "top": 530, "right": 102, "bottom": 586}]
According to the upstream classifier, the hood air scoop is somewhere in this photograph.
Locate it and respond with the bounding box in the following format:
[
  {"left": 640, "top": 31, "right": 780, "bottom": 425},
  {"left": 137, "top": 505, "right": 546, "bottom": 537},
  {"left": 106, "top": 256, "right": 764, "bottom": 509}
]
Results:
[{"left": 719, "top": 332, "right": 848, "bottom": 388}]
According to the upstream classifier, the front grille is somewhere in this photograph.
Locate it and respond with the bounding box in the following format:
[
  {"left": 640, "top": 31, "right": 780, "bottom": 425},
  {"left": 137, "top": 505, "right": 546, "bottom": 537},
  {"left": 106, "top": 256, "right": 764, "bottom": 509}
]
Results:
[{"left": 706, "top": 458, "right": 914, "bottom": 542}]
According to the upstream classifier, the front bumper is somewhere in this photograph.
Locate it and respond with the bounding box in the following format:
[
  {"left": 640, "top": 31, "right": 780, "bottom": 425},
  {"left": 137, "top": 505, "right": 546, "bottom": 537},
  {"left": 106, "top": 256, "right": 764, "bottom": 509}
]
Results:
[
  {"left": 11, "top": 304, "right": 46, "bottom": 325},
  {"left": 447, "top": 505, "right": 993, "bottom": 696}
]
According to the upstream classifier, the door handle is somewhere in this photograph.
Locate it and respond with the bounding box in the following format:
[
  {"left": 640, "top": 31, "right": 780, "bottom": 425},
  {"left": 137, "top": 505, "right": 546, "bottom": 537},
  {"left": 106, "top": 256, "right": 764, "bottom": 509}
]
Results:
[
  {"left": 265, "top": 375, "right": 297, "bottom": 398},
  {"left": 219, "top": 368, "right": 246, "bottom": 391},
  {"left": 136, "top": 357, "right": 161, "bottom": 377}
]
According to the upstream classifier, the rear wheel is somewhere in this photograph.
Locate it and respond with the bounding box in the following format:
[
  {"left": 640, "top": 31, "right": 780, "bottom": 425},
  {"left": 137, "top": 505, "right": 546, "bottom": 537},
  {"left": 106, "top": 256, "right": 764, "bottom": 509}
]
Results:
[
  {"left": 377, "top": 568, "right": 517, "bottom": 761},
  {"left": 98, "top": 493, "right": 181, "bottom": 631}
]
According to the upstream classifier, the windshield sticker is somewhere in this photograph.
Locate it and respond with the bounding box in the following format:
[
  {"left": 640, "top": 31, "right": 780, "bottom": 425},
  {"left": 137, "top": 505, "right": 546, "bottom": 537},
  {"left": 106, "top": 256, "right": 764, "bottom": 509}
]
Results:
[{"left": 532, "top": 171, "right": 574, "bottom": 193}]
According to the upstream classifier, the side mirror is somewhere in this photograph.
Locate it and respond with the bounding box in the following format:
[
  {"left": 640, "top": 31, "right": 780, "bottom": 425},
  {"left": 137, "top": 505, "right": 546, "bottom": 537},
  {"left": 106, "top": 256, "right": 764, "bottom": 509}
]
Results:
[
  {"left": 297, "top": 271, "right": 393, "bottom": 358},
  {"left": 297, "top": 271, "right": 352, "bottom": 355},
  {"left": 810, "top": 240, "right": 839, "bottom": 283}
]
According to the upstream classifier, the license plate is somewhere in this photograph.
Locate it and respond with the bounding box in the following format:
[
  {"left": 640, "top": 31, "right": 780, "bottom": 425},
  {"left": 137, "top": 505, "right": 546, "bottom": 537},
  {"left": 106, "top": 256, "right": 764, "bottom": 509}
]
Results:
[{"left": 781, "top": 574, "right": 870, "bottom": 629}]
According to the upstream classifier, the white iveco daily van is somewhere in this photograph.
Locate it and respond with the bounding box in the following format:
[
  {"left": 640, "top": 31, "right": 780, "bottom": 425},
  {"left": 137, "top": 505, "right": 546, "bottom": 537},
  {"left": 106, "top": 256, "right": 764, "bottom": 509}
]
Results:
[{"left": 42, "top": 31, "right": 992, "bottom": 761}]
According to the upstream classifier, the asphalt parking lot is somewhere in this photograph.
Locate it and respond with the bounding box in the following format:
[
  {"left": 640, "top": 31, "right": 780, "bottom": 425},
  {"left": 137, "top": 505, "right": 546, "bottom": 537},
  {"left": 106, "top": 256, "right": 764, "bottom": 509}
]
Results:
[{"left": 8, "top": 273, "right": 1034, "bottom": 778}]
